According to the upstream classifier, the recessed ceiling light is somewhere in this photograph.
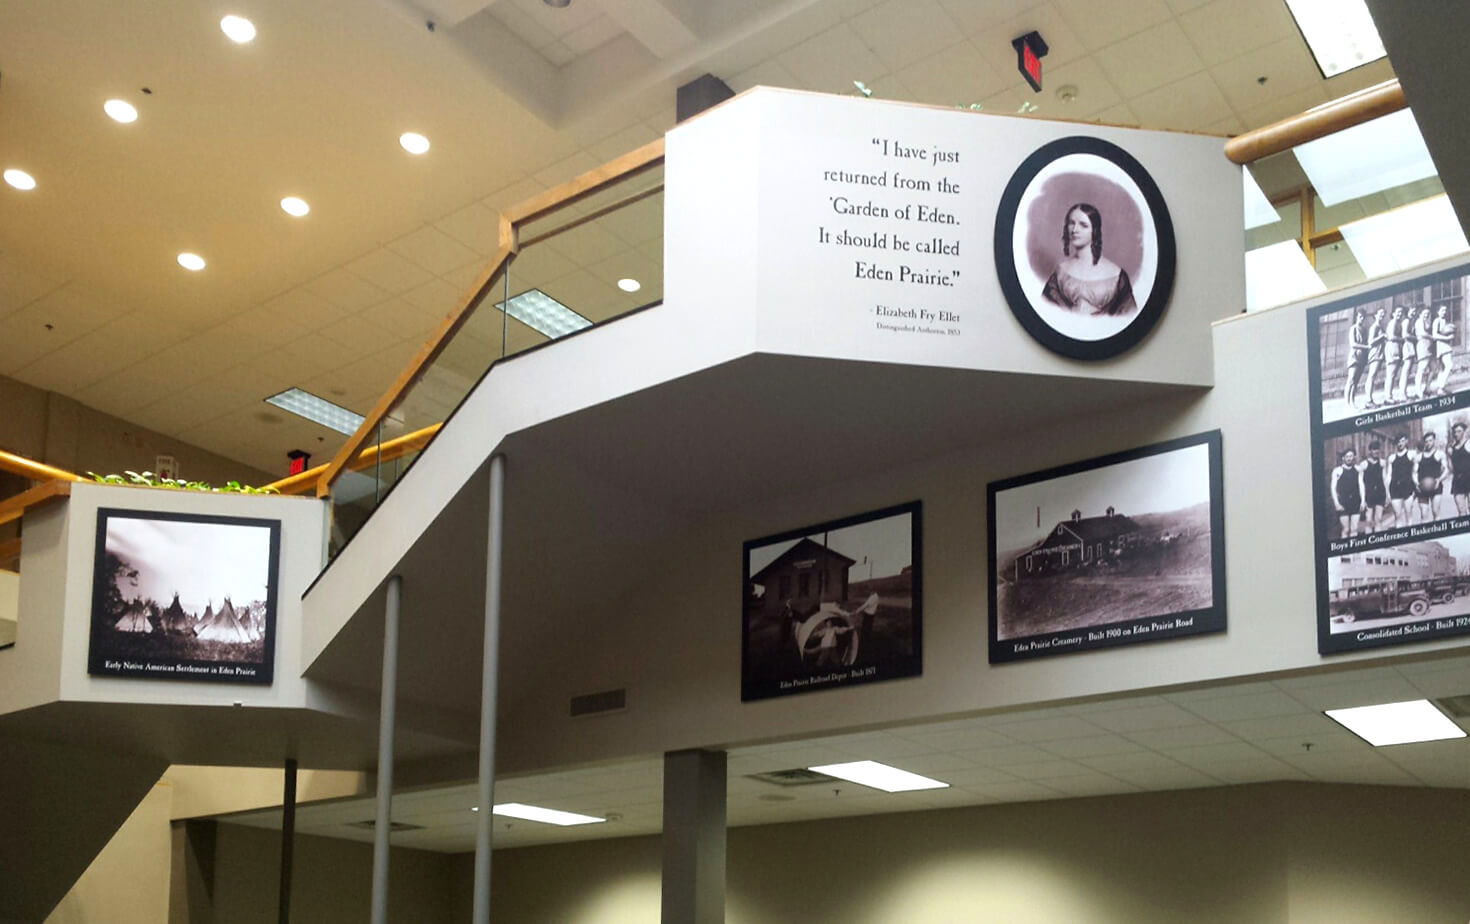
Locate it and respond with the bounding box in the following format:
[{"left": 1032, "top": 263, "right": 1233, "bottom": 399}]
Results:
[
  {"left": 1325, "top": 699, "right": 1467, "bottom": 747},
  {"left": 492, "top": 803, "right": 604, "bottom": 826},
  {"left": 807, "top": 760, "right": 949, "bottom": 793},
  {"left": 495, "top": 288, "right": 591, "bottom": 339},
  {"left": 1284, "top": 0, "right": 1386, "bottom": 78},
  {"left": 543, "top": 0, "right": 571, "bottom": 8},
  {"left": 220, "top": 14, "right": 257, "bottom": 44},
  {"left": 399, "top": 132, "right": 430, "bottom": 155},
  {"left": 104, "top": 99, "right": 138, "bottom": 123},
  {"left": 617, "top": 278, "right": 641, "bottom": 293},
  {"left": 265, "top": 387, "right": 366, "bottom": 435},
  {"left": 280, "top": 196, "right": 310, "bottom": 217},
  {"left": 177, "top": 252, "right": 207, "bottom": 271},
  {"left": 3, "top": 168, "right": 36, "bottom": 191}
]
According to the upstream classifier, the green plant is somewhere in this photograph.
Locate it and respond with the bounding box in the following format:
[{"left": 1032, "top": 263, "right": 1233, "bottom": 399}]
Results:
[{"left": 85, "top": 471, "right": 279, "bottom": 495}]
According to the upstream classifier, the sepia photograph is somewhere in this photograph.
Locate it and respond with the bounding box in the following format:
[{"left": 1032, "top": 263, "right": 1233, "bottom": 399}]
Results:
[
  {"left": 988, "top": 431, "right": 1224, "bottom": 662},
  {"left": 1310, "top": 265, "right": 1469, "bottom": 426},
  {"left": 742, "top": 501, "right": 921, "bottom": 702},
  {"left": 87, "top": 508, "right": 280, "bottom": 684},
  {"left": 994, "top": 135, "right": 1176, "bottom": 360},
  {"left": 1323, "top": 532, "right": 1470, "bottom": 646}
]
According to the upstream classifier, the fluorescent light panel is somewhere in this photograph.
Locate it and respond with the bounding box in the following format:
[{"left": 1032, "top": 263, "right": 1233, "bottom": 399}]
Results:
[
  {"left": 1293, "top": 109, "right": 1437, "bottom": 207},
  {"left": 1244, "top": 240, "right": 1325, "bottom": 312},
  {"left": 492, "top": 803, "right": 605, "bottom": 826},
  {"left": 1325, "top": 699, "right": 1466, "bottom": 747},
  {"left": 1284, "top": 0, "right": 1386, "bottom": 78},
  {"left": 807, "top": 760, "right": 949, "bottom": 793},
  {"left": 495, "top": 288, "right": 591, "bottom": 338},
  {"left": 1339, "top": 194, "right": 1469, "bottom": 279},
  {"left": 265, "top": 387, "right": 366, "bottom": 435}
]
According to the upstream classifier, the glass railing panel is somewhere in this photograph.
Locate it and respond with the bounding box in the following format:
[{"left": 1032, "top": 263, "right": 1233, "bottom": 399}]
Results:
[
  {"left": 325, "top": 158, "right": 664, "bottom": 558},
  {"left": 1244, "top": 115, "right": 1468, "bottom": 312}
]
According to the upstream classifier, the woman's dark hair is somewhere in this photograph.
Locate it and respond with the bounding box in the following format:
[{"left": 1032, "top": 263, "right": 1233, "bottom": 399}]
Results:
[{"left": 1062, "top": 203, "right": 1103, "bottom": 264}]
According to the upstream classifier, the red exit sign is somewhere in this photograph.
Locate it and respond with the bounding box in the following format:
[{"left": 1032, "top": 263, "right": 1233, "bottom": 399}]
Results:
[{"left": 1012, "top": 31, "right": 1048, "bottom": 93}]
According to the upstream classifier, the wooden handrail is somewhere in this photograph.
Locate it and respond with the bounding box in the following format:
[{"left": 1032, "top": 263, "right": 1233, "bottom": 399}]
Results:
[
  {"left": 268, "top": 423, "right": 442, "bottom": 495},
  {"left": 0, "top": 480, "right": 72, "bottom": 528},
  {"left": 317, "top": 136, "right": 667, "bottom": 498},
  {"left": 0, "top": 449, "right": 83, "bottom": 484},
  {"left": 1225, "top": 79, "right": 1406, "bottom": 165}
]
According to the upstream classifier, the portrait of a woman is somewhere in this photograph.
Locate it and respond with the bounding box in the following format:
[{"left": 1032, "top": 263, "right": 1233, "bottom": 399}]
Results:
[{"left": 1041, "top": 203, "right": 1138, "bottom": 317}]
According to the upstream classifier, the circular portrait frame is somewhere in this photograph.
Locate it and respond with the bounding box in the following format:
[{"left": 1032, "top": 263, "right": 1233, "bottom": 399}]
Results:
[{"left": 993, "top": 136, "right": 1176, "bottom": 361}]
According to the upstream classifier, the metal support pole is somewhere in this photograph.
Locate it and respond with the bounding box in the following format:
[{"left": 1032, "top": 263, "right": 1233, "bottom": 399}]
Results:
[
  {"left": 661, "top": 749, "right": 727, "bottom": 924},
  {"left": 277, "top": 757, "right": 297, "bottom": 924},
  {"left": 472, "top": 455, "right": 506, "bottom": 924},
  {"left": 370, "top": 574, "right": 402, "bottom": 924}
]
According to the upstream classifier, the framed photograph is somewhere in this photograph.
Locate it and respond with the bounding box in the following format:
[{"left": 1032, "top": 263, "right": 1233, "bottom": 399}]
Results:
[
  {"left": 88, "top": 508, "right": 281, "bottom": 684},
  {"left": 742, "top": 501, "right": 921, "bottom": 701},
  {"left": 988, "top": 431, "right": 1225, "bottom": 662},
  {"left": 1307, "top": 261, "right": 1470, "bottom": 653},
  {"left": 993, "top": 136, "right": 1176, "bottom": 360}
]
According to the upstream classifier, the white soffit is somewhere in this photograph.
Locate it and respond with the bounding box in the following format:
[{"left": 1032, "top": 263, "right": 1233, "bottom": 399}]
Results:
[
  {"left": 1244, "top": 169, "right": 1280, "bottom": 230},
  {"left": 1293, "top": 108, "right": 1437, "bottom": 207},
  {"left": 1339, "top": 194, "right": 1470, "bottom": 279},
  {"left": 1244, "top": 240, "right": 1325, "bottom": 313}
]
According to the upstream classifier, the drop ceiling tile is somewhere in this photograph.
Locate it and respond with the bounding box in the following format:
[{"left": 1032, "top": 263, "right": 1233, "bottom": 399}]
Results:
[
  {"left": 1052, "top": 0, "right": 1172, "bottom": 52},
  {"left": 1124, "top": 723, "right": 1239, "bottom": 750},
  {"left": 533, "top": 151, "right": 605, "bottom": 190},
  {"left": 305, "top": 268, "right": 392, "bottom": 313},
  {"left": 1039, "top": 734, "right": 1146, "bottom": 759},
  {"left": 541, "top": 222, "right": 628, "bottom": 267},
  {"left": 1322, "top": 57, "right": 1396, "bottom": 97},
  {"left": 1284, "top": 677, "right": 1428, "bottom": 711},
  {"left": 1220, "top": 712, "right": 1346, "bottom": 741},
  {"left": 359, "top": 298, "right": 440, "bottom": 341},
  {"left": 951, "top": 744, "right": 1059, "bottom": 766},
  {"left": 889, "top": 752, "right": 984, "bottom": 775},
  {"left": 850, "top": 0, "right": 962, "bottom": 72},
  {"left": 1252, "top": 731, "right": 1366, "bottom": 758},
  {"left": 541, "top": 41, "right": 576, "bottom": 66},
  {"left": 1205, "top": 113, "right": 1247, "bottom": 135},
  {"left": 13, "top": 312, "right": 183, "bottom": 393},
  {"left": 278, "top": 332, "right": 355, "bottom": 372},
  {"left": 483, "top": 177, "right": 548, "bottom": 212},
  {"left": 896, "top": 39, "right": 1009, "bottom": 108},
  {"left": 391, "top": 226, "right": 484, "bottom": 277},
  {"left": 1162, "top": 741, "right": 1272, "bottom": 769},
  {"left": 441, "top": 261, "right": 490, "bottom": 293},
  {"left": 1164, "top": 0, "right": 1214, "bottom": 12},
  {"left": 1095, "top": 20, "right": 1205, "bottom": 98},
  {"left": 490, "top": 1, "right": 557, "bottom": 49},
  {"left": 587, "top": 123, "right": 662, "bottom": 165},
  {"left": 903, "top": 727, "right": 1020, "bottom": 752},
  {"left": 936, "top": 0, "right": 1038, "bottom": 37},
  {"left": 1236, "top": 83, "right": 1330, "bottom": 129},
  {"left": 560, "top": 14, "right": 621, "bottom": 55},
  {"left": 809, "top": 731, "right": 937, "bottom": 759},
  {"left": 777, "top": 23, "right": 890, "bottom": 96},
  {"left": 1375, "top": 737, "right": 1470, "bottom": 767},
  {"left": 1086, "top": 703, "right": 1203, "bottom": 733},
  {"left": 0, "top": 258, "right": 61, "bottom": 320},
  {"left": 729, "top": 59, "right": 806, "bottom": 94},
  {"left": 1000, "top": 758, "right": 1093, "bottom": 780},
  {"left": 346, "top": 248, "right": 435, "bottom": 296},
  {"left": 1129, "top": 70, "right": 1233, "bottom": 132},
  {"left": 1109, "top": 766, "right": 1217, "bottom": 789},
  {"left": 860, "top": 73, "right": 916, "bottom": 104},
  {"left": 400, "top": 278, "right": 463, "bottom": 319},
  {"left": 216, "top": 311, "right": 309, "bottom": 350},
  {"left": 1176, "top": 0, "right": 1296, "bottom": 66},
  {"left": 320, "top": 315, "right": 400, "bottom": 357},
  {"left": 1035, "top": 55, "right": 1122, "bottom": 118},
  {"left": 1042, "top": 773, "right": 1138, "bottom": 797},
  {"left": 1182, "top": 690, "right": 1310, "bottom": 722},
  {"left": 1210, "top": 36, "right": 1324, "bottom": 113},
  {"left": 1091, "top": 101, "right": 1139, "bottom": 126},
  {"left": 990, "top": 715, "right": 1105, "bottom": 742},
  {"left": 1078, "top": 750, "right": 1189, "bottom": 774},
  {"left": 1406, "top": 663, "right": 1470, "bottom": 699},
  {"left": 1205, "top": 758, "right": 1308, "bottom": 783},
  {"left": 965, "top": 780, "right": 1062, "bottom": 802},
  {"left": 258, "top": 288, "right": 349, "bottom": 334}
]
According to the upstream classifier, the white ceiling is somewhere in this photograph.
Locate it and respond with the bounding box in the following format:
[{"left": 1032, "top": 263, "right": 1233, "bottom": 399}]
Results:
[
  {"left": 219, "top": 653, "right": 1470, "bottom": 852},
  {"left": 0, "top": 0, "right": 1398, "bottom": 477}
]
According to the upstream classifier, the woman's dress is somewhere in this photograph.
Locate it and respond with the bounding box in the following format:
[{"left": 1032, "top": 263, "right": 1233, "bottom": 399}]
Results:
[{"left": 1042, "top": 267, "right": 1137, "bottom": 316}]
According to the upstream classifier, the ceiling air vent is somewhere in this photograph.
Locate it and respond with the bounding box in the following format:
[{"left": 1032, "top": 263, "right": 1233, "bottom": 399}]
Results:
[
  {"left": 1435, "top": 694, "right": 1470, "bottom": 718},
  {"left": 746, "top": 768, "right": 840, "bottom": 787},
  {"left": 346, "top": 820, "right": 424, "bottom": 832},
  {"left": 570, "top": 687, "right": 627, "bottom": 718}
]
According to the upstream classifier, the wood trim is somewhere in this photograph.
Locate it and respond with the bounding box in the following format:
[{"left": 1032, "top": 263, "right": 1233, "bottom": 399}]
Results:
[
  {"left": 0, "top": 480, "right": 72, "bottom": 528},
  {"left": 0, "top": 536, "right": 20, "bottom": 568},
  {"left": 504, "top": 137, "right": 665, "bottom": 226},
  {"left": 0, "top": 449, "right": 82, "bottom": 484},
  {"left": 1225, "top": 80, "right": 1406, "bottom": 165},
  {"left": 316, "top": 243, "right": 514, "bottom": 497},
  {"left": 270, "top": 423, "right": 442, "bottom": 495},
  {"left": 519, "top": 183, "right": 665, "bottom": 249}
]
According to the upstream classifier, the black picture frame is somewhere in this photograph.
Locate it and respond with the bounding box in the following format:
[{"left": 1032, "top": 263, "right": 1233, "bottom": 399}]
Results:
[
  {"left": 1305, "top": 260, "right": 1470, "bottom": 654},
  {"left": 993, "top": 135, "right": 1176, "bottom": 361},
  {"left": 88, "top": 507, "right": 282, "bottom": 685},
  {"left": 987, "top": 431, "right": 1225, "bottom": 663},
  {"left": 741, "top": 501, "right": 922, "bottom": 702}
]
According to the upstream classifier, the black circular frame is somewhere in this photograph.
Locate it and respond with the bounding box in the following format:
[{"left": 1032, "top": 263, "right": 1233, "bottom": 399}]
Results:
[{"left": 993, "top": 136, "right": 1176, "bottom": 361}]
